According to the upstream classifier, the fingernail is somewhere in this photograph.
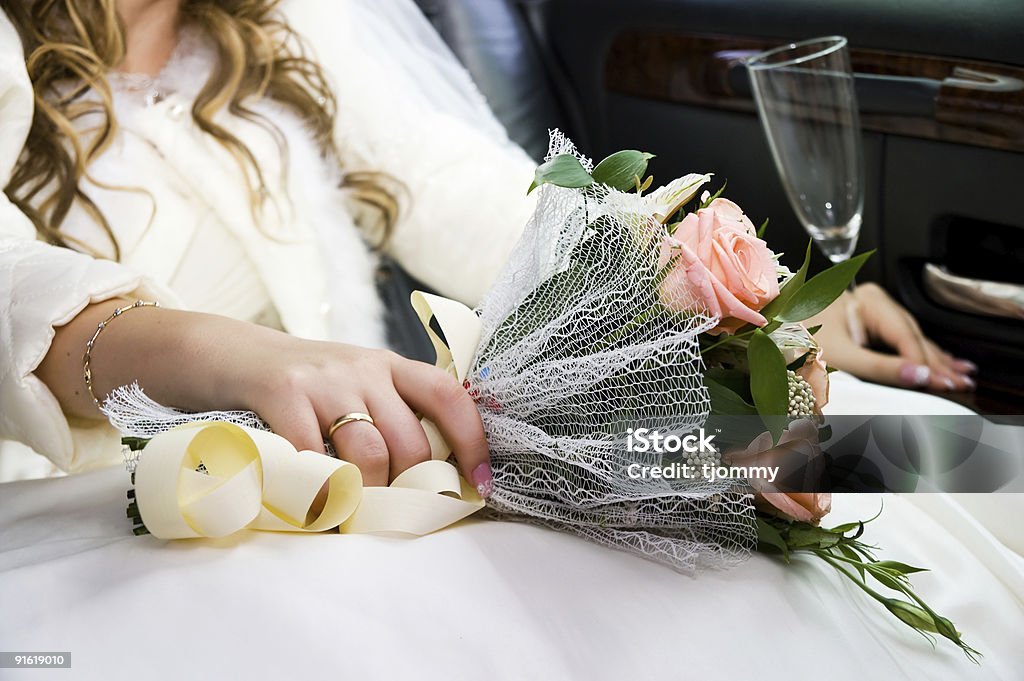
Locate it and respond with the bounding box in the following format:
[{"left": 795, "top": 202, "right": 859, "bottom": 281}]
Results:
[
  {"left": 955, "top": 359, "right": 979, "bottom": 374},
  {"left": 471, "top": 462, "right": 494, "bottom": 499},
  {"left": 899, "top": 363, "right": 930, "bottom": 388},
  {"left": 962, "top": 375, "right": 976, "bottom": 391},
  {"left": 941, "top": 376, "right": 956, "bottom": 391}
]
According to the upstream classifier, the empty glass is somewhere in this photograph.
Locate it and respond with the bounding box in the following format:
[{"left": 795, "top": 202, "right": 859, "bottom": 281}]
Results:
[{"left": 747, "top": 36, "right": 864, "bottom": 263}]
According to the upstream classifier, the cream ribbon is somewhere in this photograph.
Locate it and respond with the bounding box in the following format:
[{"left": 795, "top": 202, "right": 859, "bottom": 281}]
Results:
[{"left": 133, "top": 291, "right": 487, "bottom": 540}]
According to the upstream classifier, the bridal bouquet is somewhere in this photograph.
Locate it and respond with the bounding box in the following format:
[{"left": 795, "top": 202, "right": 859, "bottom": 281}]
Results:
[{"left": 114, "top": 132, "right": 976, "bottom": 660}]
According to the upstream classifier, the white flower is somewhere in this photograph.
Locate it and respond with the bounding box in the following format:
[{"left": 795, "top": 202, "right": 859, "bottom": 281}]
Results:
[
  {"left": 769, "top": 322, "right": 819, "bottom": 364},
  {"left": 775, "top": 260, "right": 793, "bottom": 284},
  {"left": 646, "top": 172, "right": 712, "bottom": 224}
]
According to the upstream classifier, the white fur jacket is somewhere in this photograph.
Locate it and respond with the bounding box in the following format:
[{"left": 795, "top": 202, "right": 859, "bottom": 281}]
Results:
[{"left": 0, "top": 0, "right": 537, "bottom": 476}]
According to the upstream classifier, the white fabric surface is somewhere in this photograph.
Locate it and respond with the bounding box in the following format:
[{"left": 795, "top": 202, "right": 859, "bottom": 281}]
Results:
[
  {"left": 1, "top": 381, "right": 1022, "bottom": 681},
  {"left": 1, "top": 476, "right": 1021, "bottom": 680},
  {"left": 824, "top": 371, "right": 969, "bottom": 415}
]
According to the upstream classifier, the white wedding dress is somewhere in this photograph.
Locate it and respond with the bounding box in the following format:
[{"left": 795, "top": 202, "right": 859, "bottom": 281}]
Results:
[
  {"left": 0, "top": 2, "right": 1020, "bottom": 678},
  {"left": 0, "top": 0, "right": 537, "bottom": 478}
]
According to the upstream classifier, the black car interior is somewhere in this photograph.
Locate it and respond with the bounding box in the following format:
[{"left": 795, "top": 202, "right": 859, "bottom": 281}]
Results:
[{"left": 409, "top": 0, "right": 1024, "bottom": 413}]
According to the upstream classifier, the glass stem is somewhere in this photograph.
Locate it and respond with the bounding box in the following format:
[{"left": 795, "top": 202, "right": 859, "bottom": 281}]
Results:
[{"left": 845, "top": 275, "right": 866, "bottom": 346}]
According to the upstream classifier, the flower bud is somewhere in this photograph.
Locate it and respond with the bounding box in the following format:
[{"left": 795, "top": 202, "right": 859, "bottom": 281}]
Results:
[{"left": 884, "top": 599, "right": 939, "bottom": 633}]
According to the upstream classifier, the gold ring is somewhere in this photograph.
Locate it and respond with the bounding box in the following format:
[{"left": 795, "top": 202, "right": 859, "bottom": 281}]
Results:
[{"left": 327, "top": 412, "right": 375, "bottom": 438}]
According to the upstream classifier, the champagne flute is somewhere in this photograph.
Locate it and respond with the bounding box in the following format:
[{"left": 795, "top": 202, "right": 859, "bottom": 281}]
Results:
[{"left": 747, "top": 36, "right": 864, "bottom": 264}]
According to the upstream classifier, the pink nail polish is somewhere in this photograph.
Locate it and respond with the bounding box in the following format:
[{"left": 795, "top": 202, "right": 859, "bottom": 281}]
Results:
[
  {"left": 962, "top": 376, "right": 976, "bottom": 391},
  {"left": 898, "top": 363, "right": 930, "bottom": 387},
  {"left": 472, "top": 462, "right": 494, "bottom": 499},
  {"left": 955, "top": 359, "right": 979, "bottom": 374},
  {"left": 941, "top": 376, "right": 956, "bottom": 391}
]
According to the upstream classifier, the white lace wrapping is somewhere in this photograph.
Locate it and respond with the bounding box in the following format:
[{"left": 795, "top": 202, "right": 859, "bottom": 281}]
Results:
[{"left": 467, "top": 133, "right": 755, "bottom": 571}]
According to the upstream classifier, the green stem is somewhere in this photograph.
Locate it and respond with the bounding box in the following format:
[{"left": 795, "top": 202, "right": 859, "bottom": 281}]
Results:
[
  {"left": 814, "top": 549, "right": 980, "bottom": 662},
  {"left": 813, "top": 550, "right": 891, "bottom": 605}
]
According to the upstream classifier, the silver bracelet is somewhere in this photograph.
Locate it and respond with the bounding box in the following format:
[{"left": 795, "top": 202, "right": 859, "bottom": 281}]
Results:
[{"left": 83, "top": 300, "right": 160, "bottom": 407}]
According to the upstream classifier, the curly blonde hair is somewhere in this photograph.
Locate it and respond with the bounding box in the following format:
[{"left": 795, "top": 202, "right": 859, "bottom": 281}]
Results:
[{"left": 1, "top": 0, "right": 397, "bottom": 259}]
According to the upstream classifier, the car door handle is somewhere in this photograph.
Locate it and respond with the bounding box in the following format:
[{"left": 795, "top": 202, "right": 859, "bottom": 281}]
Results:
[
  {"left": 923, "top": 264, "right": 1024, "bottom": 321},
  {"left": 725, "top": 53, "right": 1023, "bottom": 118},
  {"left": 725, "top": 52, "right": 937, "bottom": 116}
]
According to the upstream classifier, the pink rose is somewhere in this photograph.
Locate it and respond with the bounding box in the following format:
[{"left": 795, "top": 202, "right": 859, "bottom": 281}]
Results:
[
  {"left": 658, "top": 198, "right": 780, "bottom": 335},
  {"left": 725, "top": 419, "right": 831, "bottom": 524}
]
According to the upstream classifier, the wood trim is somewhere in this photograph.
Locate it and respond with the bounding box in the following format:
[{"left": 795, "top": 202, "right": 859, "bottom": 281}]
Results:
[{"left": 605, "top": 31, "right": 1024, "bottom": 153}]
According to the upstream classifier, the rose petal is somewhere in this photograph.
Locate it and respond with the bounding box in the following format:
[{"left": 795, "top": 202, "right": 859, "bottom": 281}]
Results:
[
  {"left": 696, "top": 210, "right": 715, "bottom": 263},
  {"left": 706, "top": 198, "right": 757, "bottom": 234},
  {"left": 759, "top": 492, "right": 817, "bottom": 523},
  {"left": 707, "top": 274, "right": 767, "bottom": 329},
  {"left": 796, "top": 352, "right": 830, "bottom": 413},
  {"left": 778, "top": 418, "right": 819, "bottom": 446}
]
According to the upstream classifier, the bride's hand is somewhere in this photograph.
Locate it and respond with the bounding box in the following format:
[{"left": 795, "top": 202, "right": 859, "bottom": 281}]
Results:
[
  {"left": 234, "top": 335, "right": 492, "bottom": 489},
  {"left": 38, "top": 303, "right": 492, "bottom": 490},
  {"left": 807, "top": 283, "right": 976, "bottom": 392}
]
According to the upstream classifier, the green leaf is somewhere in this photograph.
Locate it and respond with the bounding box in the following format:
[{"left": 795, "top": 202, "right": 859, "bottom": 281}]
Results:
[
  {"left": 838, "top": 544, "right": 867, "bottom": 581},
  {"left": 528, "top": 154, "right": 594, "bottom": 194},
  {"left": 704, "top": 375, "right": 758, "bottom": 416},
  {"left": 777, "top": 250, "right": 875, "bottom": 322},
  {"left": 756, "top": 517, "right": 790, "bottom": 561},
  {"left": 705, "top": 367, "right": 753, "bottom": 401},
  {"left": 875, "top": 560, "right": 929, "bottom": 575},
  {"left": 747, "top": 330, "right": 788, "bottom": 419},
  {"left": 827, "top": 520, "right": 864, "bottom": 536},
  {"left": 121, "top": 436, "right": 151, "bottom": 451},
  {"left": 806, "top": 324, "right": 822, "bottom": 335},
  {"left": 848, "top": 541, "right": 879, "bottom": 564},
  {"left": 867, "top": 565, "right": 910, "bottom": 591},
  {"left": 757, "top": 217, "right": 769, "bottom": 238},
  {"left": 760, "top": 241, "right": 812, "bottom": 322},
  {"left": 591, "top": 150, "right": 654, "bottom": 192}
]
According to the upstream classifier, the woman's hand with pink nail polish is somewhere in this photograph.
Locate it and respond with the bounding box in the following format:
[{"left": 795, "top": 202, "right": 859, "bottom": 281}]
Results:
[{"left": 807, "top": 283, "right": 976, "bottom": 392}]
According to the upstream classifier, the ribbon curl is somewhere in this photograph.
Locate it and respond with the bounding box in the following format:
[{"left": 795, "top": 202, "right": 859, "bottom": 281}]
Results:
[{"left": 133, "top": 291, "right": 487, "bottom": 540}]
